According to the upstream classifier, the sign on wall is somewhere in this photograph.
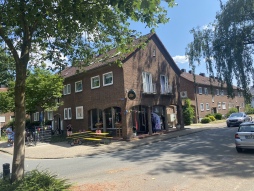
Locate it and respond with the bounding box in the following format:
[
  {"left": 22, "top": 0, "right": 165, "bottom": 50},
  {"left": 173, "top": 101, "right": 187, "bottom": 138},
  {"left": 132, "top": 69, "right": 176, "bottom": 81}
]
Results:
[{"left": 127, "top": 89, "right": 136, "bottom": 100}]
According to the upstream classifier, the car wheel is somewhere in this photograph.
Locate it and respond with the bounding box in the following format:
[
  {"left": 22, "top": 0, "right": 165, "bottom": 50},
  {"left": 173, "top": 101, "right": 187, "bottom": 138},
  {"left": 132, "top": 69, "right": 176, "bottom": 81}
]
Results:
[
  {"left": 227, "top": 123, "right": 230, "bottom": 127},
  {"left": 236, "top": 147, "right": 243, "bottom": 153}
]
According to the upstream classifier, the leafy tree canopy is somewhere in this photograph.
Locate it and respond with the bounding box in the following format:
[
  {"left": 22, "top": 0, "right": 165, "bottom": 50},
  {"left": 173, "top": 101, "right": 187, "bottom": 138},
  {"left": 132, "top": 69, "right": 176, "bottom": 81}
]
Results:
[
  {"left": 0, "top": 0, "right": 177, "bottom": 182},
  {"left": 0, "top": 47, "right": 15, "bottom": 86},
  {"left": 186, "top": 0, "right": 254, "bottom": 101}
]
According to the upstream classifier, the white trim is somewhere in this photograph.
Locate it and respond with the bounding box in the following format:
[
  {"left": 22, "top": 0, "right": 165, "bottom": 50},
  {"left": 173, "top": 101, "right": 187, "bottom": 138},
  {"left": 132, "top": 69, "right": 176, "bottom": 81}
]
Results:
[
  {"left": 91, "top": 75, "right": 100, "bottom": 89},
  {"left": 76, "top": 106, "right": 84, "bottom": 119},
  {"left": 47, "top": 111, "right": 53, "bottom": 120},
  {"left": 75, "top": 81, "right": 83, "bottom": 92},
  {"left": 103, "top": 72, "right": 113, "bottom": 86},
  {"left": 200, "top": 103, "right": 204, "bottom": 111},
  {"left": 206, "top": 103, "right": 210, "bottom": 110},
  {"left": 198, "top": 87, "right": 202, "bottom": 94}
]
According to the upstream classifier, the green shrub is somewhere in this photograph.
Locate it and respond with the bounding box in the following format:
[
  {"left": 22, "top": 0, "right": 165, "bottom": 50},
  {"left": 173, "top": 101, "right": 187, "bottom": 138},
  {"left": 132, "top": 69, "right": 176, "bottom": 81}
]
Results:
[
  {"left": 182, "top": 99, "right": 194, "bottom": 125},
  {"left": 0, "top": 169, "right": 72, "bottom": 191},
  {"left": 214, "top": 113, "right": 222, "bottom": 120},
  {"left": 205, "top": 113, "right": 214, "bottom": 117},
  {"left": 245, "top": 104, "right": 254, "bottom": 114},
  {"left": 208, "top": 115, "right": 216, "bottom": 121},
  {"left": 201, "top": 117, "right": 211, "bottom": 123}
]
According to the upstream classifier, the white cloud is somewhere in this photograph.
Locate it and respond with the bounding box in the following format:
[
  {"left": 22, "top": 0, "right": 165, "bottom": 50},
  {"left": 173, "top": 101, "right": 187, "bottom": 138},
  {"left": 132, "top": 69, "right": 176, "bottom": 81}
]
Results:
[{"left": 172, "top": 55, "right": 188, "bottom": 64}]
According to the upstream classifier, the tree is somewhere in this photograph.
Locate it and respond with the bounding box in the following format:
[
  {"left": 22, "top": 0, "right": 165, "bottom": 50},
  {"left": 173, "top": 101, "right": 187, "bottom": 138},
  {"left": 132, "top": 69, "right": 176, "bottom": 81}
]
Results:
[
  {"left": 0, "top": 47, "right": 15, "bottom": 86},
  {"left": 186, "top": 0, "right": 254, "bottom": 101},
  {"left": 182, "top": 99, "right": 194, "bottom": 125},
  {"left": 0, "top": 0, "right": 177, "bottom": 182}
]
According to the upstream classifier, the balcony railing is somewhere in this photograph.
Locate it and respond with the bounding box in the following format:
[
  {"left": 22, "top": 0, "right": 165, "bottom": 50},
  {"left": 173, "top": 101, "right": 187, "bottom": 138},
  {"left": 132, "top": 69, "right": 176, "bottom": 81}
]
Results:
[
  {"left": 161, "top": 85, "right": 172, "bottom": 94},
  {"left": 143, "top": 83, "right": 156, "bottom": 94}
]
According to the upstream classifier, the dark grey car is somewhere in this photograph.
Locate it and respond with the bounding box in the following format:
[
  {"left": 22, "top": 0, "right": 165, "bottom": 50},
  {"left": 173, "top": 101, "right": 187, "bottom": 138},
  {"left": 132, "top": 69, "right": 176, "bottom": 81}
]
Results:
[{"left": 226, "top": 112, "right": 252, "bottom": 127}]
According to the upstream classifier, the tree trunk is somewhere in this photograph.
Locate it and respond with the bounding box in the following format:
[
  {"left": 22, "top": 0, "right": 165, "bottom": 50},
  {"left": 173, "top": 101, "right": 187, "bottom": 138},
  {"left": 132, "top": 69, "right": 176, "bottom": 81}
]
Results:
[{"left": 11, "top": 61, "right": 27, "bottom": 182}]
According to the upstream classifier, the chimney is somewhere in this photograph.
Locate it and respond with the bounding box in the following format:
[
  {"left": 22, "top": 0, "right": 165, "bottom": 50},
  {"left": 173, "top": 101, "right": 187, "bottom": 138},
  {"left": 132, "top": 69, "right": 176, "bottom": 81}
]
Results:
[
  {"left": 199, "top": 73, "right": 205, "bottom": 77},
  {"left": 181, "top": 69, "right": 186, "bottom": 73},
  {"left": 188, "top": 70, "right": 192, "bottom": 74}
]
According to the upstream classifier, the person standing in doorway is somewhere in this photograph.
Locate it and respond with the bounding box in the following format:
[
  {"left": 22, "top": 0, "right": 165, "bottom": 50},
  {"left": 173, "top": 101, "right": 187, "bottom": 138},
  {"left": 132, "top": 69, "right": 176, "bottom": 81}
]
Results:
[{"left": 67, "top": 124, "right": 72, "bottom": 136}]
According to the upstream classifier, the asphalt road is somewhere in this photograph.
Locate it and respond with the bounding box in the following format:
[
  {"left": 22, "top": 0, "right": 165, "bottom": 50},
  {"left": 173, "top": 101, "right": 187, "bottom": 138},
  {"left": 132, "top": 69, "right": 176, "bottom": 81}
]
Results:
[{"left": 1, "top": 126, "right": 254, "bottom": 191}]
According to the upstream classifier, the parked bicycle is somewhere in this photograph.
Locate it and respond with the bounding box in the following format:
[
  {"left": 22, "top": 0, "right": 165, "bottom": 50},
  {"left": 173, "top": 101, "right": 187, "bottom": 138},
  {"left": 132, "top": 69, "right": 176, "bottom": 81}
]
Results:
[{"left": 25, "top": 129, "right": 35, "bottom": 146}]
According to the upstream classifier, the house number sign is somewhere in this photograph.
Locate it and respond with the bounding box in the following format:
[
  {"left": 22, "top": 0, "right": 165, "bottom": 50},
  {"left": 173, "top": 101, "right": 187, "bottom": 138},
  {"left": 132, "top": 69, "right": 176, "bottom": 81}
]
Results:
[{"left": 127, "top": 89, "right": 136, "bottom": 100}]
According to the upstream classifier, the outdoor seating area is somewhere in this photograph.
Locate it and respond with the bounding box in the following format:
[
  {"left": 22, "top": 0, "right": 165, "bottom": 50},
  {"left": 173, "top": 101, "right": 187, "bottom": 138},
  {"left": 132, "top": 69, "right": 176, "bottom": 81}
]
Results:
[{"left": 67, "top": 131, "right": 113, "bottom": 146}]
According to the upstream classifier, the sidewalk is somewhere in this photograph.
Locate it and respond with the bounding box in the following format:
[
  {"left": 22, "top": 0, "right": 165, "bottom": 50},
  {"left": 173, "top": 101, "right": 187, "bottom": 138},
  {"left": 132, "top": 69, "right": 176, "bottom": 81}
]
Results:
[{"left": 0, "top": 122, "right": 226, "bottom": 159}]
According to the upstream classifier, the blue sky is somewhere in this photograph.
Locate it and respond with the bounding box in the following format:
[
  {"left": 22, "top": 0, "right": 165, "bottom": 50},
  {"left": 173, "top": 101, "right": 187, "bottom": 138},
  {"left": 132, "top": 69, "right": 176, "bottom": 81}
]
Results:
[{"left": 129, "top": 0, "right": 223, "bottom": 76}]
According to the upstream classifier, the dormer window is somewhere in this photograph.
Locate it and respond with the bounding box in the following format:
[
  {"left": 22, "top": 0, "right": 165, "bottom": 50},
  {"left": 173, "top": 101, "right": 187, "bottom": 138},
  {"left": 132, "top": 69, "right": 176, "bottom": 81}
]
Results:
[{"left": 152, "top": 48, "right": 156, "bottom": 57}]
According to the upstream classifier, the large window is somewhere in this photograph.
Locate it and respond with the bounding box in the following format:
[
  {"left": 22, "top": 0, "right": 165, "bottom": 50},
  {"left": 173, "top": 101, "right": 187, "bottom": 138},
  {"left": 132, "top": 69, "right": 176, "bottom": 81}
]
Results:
[
  {"left": 218, "top": 102, "right": 221, "bottom": 110},
  {"left": 63, "top": 84, "right": 71, "bottom": 95},
  {"left": 204, "top": 88, "right": 208, "bottom": 95},
  {"left": 198, "top": 87, "right": 202, "bottom": 94},
  {"left": 64, "top": 108, "right": 72, "bottom": 120},
  {"left": 76, "top": 106, "right": 83, "bottom": 119},
  {"left": 222, "top": 102, "right": 226, "bottom": 109},
  {"left": 103, "top": 72, "right": 113, "bottom": 86},
  {"left": 216, "top": 89, "right": 219, "bottom": 96},
  {"left": 160, "top": 75, "right": 170, "bottom": 94},
  {"left": 200, "top": 103, "right": 204, "bottom": 111},
  {"left": 75, "top": 81, "right": 83, "bottom": 92},
  {"left": 142, "top": 72, "right": 153, "bottom": 93},
  {"left": 34, "top": 112, "right": 39, "bottom": 121},
  {"left": 220, "top": 90, "right": 224, "bottom": 96},
  {"left": 47, "top": 111, "right": 53, "bottom": 120},
  {"left": 206, "top": 103, "right": 210, "bottom": 110},
  {"left": 91, "top": 76, "right": 100, "bottom": 89}
]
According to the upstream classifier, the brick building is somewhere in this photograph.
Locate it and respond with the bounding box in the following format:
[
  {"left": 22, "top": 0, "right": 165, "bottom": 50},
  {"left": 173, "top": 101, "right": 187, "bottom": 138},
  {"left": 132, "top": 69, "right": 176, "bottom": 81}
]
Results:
[
  {"left": 180, "top": 70, "right": 245, "bottom": 122},
  {"left": 35, "top": 33, "right": 183, "bottom": 139},
  {"left": 0, "top": 87, "right": 14, "bottom": 129}
]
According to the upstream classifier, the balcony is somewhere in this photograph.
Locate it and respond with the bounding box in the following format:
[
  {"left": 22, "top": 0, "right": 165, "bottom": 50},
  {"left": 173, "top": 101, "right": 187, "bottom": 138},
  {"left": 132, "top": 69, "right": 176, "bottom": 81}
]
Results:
[
  {"left": 143, "top": 83, "right": 156, "bottom": 94},
  {"left": 161, "top": 85, "right": 172, "bottom": 94}
]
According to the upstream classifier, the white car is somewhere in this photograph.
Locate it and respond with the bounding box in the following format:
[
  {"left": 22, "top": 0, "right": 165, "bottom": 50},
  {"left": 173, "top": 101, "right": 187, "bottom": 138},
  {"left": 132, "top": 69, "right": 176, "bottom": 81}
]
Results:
[
  {"left": 235, "top": 122, "right": 254, "bottom": 153},
  {"left": 226, "top": 112, "right": 252, "bottom": 127}
]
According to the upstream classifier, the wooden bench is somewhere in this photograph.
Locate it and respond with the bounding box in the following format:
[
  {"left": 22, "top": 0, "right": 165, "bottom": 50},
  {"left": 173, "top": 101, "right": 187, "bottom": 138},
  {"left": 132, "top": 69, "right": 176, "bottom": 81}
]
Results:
[
  {"left": 83, "top": 137, "right": 102, "bottom": 145},
  {"left": 89, "top": 132, "right": 113, "bottom": 144}
]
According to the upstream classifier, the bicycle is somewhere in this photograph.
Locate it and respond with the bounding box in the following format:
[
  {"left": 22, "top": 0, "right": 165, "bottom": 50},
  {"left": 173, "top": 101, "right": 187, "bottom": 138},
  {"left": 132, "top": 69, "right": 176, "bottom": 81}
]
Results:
[{"left": 25, "top": 130, "right": 35, "bottom": 146}]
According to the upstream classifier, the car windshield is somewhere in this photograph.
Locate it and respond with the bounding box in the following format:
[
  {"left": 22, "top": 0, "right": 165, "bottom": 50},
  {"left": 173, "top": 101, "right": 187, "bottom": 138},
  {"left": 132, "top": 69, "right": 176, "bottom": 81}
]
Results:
[
  {"left": 230, "top": 113, "right": 243, "bottom": 117},
  {"left": 239, "top": 125, "right": 254, "bottom": 132}
]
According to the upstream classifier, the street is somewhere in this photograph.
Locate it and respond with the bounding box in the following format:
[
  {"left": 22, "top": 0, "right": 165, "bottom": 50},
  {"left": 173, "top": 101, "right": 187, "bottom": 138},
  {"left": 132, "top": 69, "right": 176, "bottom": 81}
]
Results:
[{"left": 1, "top": 126, "right": 254, "bottom": 191}]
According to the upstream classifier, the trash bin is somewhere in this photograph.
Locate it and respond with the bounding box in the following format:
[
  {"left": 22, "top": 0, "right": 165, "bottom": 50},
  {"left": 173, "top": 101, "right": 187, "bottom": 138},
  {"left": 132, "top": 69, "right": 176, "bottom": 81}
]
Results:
[{"left": 3, "top": 163, "right": 10, "bottom": 179}]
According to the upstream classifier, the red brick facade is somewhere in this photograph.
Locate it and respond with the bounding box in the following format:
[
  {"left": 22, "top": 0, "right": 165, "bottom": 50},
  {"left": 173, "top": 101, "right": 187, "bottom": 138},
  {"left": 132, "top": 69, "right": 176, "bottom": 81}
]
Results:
[
  {"left": 39, "top": 33, "right": 183, "bottom": 139},
  {"left": 0, "top": 87, "right": 14, "bottom": 128},
  {"left": 180, "top": 71, "right": 245, "bottom": 122}
]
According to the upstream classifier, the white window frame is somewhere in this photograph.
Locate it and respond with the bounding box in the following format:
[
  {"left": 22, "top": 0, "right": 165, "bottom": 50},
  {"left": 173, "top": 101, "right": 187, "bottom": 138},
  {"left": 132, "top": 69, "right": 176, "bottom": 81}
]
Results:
[
  {"left": 64, "top": 108, "right": 72, "bottom": 120},
  {"left": 222, "top": 102, "right": 226, "bottom": 110},
  {"left": 216, "top": 89, "right": 219, "bottom": 96},
  {"left": 34, "top": 112, "right": 39, "bottom": 121},
  {"left": 160, "top": 75, "right": 169, "bottom": 94},
  {"left": 220, "top": 90, "right": 224, "bottom": 96},
  {"left": 200, "top": 103, "right": 204, "bottom": 111},
  {"left": 67, "top": 84, "right": 71, "bottom": 94},
  {"left": 198, "top": 87, "right": 202, "bottom": 94},
  {"left": 206, "top": 103, "right": 210, "bottom": 110},
  {"left": 76, "top": 106, "right": 84, "bottom": 119},
  {"left": 152, "top": 48, "right": 156, "bottom": 57},
  {"left": 212, "top": 95, "right": 214, "bottom": 103},
  {"left": 103, "top": 72, "right": 113, "bottom": 86},
  {"left": 218, "top": 102, "right": 221, "bottom": 110},
  {"left": 204, "top": 88, "right": 208, "bottom": 95},
  {"left": 47, "top": 111, "right": 53, "bottom": 120},
  {"left": 68, "top": 108, "right": 72, "bottom": 119},
  {"left": 75, "top": 81, "right": 83, "bottom": 92},
  {"left": 241, "top": 103, "right": 244, "bottom": 108},
  {"left": 142, "top": 72, "right": 153, "bottom": 93},
  {"left": 91, "top": 75, "right": 100, "bottom": 89}
]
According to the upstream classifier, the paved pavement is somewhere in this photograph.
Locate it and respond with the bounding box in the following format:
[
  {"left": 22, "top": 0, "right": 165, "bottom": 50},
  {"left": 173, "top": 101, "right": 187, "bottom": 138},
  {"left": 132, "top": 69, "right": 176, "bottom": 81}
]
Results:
[{"left": 0, "top": 122, "right": 226, "bottom": 159}]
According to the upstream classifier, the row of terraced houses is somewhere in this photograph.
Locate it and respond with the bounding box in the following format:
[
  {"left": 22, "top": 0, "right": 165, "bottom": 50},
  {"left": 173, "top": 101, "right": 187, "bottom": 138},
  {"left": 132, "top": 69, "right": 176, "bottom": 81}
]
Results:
[{"left": 0, "top": 33, "right": 245, "bottom": 139}]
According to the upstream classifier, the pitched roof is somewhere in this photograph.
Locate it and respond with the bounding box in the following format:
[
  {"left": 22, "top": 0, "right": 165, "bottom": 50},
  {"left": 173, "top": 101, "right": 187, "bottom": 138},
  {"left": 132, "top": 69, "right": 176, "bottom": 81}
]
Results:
[
  {"left": 181, "top": 72, "right": 238, "bottom": 89},
  {"left": 61, "top": 33, "right": 181, "bottom": 78}
]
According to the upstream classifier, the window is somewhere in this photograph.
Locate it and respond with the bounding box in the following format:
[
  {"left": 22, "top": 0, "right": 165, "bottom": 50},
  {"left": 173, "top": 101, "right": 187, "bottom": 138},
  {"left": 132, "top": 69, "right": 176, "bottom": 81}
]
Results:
[
  {"left": 47, "top": 111, "right": 53, "bottom": 120},
  {"left": 212, "top": 95, "right": 214, "bottom": 103},
  {"left": 75, "top": 81, "right": 83, "bottom": 92},
  {"left": 142, "top": 72, "right": 153, "bottom": 93},
  {"left": 222, "top": 102, "right": 226, "bottom": 109},
  {"left": 76, "top": 106, "right": 83, "bottom": 119},
  {"left": 91, "top": 76, "right": 100, "bottom": 89},
  {"left": 220, "top": 90, "right": 224, "bottom": 96},
  {"left": 204, "top": 88, "right": 208, "bottom": 95},
  {"left": 68, "top": 108, "right": 72, "bottom": 119},
  {"left": 216, "top": 89, "right": 219, "bottom": 96},
  {"left": 198, "top": 87, "right": 202, "bottom": 94},
  {"left": 63, "top": 84, "right": 71, "bottom": 95},
  {"left": 103, "top": 72, "right": 113, "bottom": 86},
  {"left": 206, "top": 103, "right": 210, "bottom": 110},
  {"left": 160, "top": 75, "right": 170, "bottom": 94},
  {"left": 218, "top": 102, "right": 221, "bottom": 110},
  {"left": 34, "top": 112, "right": 39, "bottom": 121},
  {"left": 241, "top": 103, "right": 244, "bottom": 108},
  {"left": 200, "top": 103, "right": 204, "bottom": 111},
  {"left": 152, "top": 48, "right": 156, "bottom": 57},
  {"left": 64, "top": 108, "right": 71, "bottom": 120}
]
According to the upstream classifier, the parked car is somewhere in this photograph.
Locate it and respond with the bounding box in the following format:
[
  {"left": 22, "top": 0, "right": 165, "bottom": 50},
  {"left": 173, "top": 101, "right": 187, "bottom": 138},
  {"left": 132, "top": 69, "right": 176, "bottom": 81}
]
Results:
[
  {"left": 226, "top": 112, "right": 252, "bottom": 127},
  {"left": 235, "top": 121, "right": 254, "bottom": 153}
]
